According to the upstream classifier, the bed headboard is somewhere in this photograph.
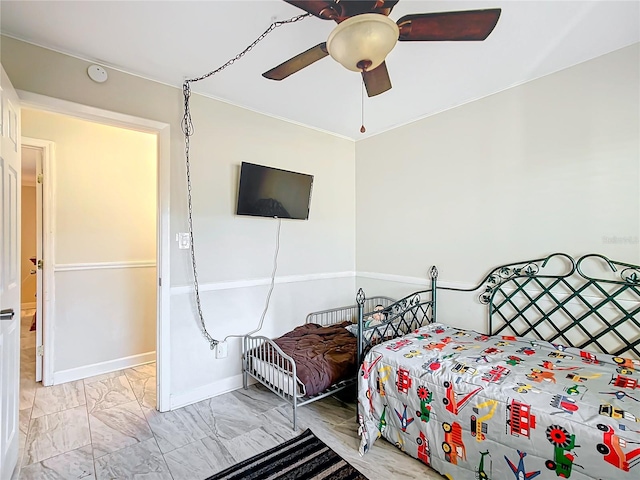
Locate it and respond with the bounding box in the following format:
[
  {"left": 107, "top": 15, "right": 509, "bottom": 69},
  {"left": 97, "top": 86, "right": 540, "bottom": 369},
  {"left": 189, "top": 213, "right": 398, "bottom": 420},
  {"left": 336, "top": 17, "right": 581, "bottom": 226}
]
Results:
[
  {"left": 356, "top": 253, "right": 640, "bottom": 360},
  {"left": 475, "top": 253, "right": 640, "bottom": 358}
]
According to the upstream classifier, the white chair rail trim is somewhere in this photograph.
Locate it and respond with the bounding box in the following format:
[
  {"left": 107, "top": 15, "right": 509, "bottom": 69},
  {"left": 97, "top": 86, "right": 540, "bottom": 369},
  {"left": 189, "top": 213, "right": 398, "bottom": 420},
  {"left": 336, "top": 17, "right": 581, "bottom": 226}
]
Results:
[
  {"left": 171, "top": 271, "right": 355, "bottom": 295},
  {"left": 357, "top": 271, "right": 475, "bottom": 289},
  {"left": 55, "top": 260, "right": 156, "bottom": 272}
]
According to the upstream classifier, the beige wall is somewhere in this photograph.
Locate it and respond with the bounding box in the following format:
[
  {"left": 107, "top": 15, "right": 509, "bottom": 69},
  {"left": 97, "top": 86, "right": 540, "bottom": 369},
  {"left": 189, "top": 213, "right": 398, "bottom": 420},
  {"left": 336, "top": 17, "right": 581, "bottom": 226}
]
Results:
[
  {"left": 20, "top": 185, "right": 36, "bottom": 305},
  {"left": 2, "top": 36, "right": 356, "bottom": 398},
  {"left": 355, "top": 44, "right": 640, "bottom": 332},
  {"left": 22, "top": 110, "right": 158, "bottom": 264},
  {"left": 21, "top": 108, "right": 158, "bottom": 372}
]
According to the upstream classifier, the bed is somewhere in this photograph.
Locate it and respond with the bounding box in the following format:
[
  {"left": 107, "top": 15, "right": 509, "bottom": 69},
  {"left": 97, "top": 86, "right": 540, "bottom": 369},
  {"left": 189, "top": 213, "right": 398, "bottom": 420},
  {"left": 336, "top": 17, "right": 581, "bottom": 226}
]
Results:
[
  {"left": 243, "top": 294, "right": 434, "bottom": 430},
  {"left": 357, "top": 253, "right": 640, "bottom": 480}
]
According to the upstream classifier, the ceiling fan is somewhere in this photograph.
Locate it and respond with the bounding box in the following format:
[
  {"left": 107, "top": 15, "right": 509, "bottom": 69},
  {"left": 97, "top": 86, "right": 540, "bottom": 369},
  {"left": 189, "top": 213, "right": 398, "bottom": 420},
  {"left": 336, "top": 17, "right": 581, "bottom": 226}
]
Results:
[{"left": 263, "top": 1, "right": 501, "bottom": 97}]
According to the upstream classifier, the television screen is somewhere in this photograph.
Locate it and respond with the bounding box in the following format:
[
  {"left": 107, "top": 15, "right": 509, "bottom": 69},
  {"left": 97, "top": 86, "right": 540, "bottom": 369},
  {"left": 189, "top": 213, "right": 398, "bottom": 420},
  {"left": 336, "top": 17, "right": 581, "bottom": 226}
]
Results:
[{"left": 236, "top": 162, "right": 313, "bottom": 220}]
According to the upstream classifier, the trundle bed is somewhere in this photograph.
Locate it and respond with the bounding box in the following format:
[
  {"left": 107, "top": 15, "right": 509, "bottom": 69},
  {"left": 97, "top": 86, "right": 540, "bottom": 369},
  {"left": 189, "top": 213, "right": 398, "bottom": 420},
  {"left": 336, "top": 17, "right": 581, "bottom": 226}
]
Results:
[{"left": 357, "top": 253, "right": 640, "bottom": 480}]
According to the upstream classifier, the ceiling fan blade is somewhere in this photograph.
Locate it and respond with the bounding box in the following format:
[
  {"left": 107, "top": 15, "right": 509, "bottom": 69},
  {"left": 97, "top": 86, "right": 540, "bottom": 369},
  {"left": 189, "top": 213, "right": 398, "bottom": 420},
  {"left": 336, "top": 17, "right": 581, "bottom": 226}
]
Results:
[
  {"left": 362, "top": 62, "right": 392, "bottom": 97},
  {"left": 397, "top": 9, "right": 501, "bottom": 42},
  {"left": 283, "top": 1, "right": 340, "bottom": 20},
  {"left": 372, "top": 0, "right": 400, "bottom": 17},
  {"left": 284, "top": 1, "right": 398, "bottom": 22},
  {"left": 262, "top": 43, "right": 329, "bottom": 80},
  {"left": 339, "top": 1, "right": 387, "bottom": 18}
]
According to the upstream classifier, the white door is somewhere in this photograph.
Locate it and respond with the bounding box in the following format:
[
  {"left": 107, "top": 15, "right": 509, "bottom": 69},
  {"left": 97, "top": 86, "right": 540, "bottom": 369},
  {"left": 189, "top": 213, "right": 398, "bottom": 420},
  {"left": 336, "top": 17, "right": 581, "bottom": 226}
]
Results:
[{"left": 0, "top": 65, "right": 21, "bottom": 480}]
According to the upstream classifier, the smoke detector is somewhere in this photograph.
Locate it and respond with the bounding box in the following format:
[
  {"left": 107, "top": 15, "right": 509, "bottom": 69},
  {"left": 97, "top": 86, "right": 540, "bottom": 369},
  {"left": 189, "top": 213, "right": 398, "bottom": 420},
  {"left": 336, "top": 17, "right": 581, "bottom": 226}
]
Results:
[{"left": 87, "top": 65, "right": 108, "bottom": 83}]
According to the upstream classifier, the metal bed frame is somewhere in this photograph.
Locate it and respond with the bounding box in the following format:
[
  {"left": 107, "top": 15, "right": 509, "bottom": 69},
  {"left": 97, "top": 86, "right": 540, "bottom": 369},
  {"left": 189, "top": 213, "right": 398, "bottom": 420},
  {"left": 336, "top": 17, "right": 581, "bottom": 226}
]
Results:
[{"left": 242, "top": 296, "right": 400, "bottom": 430}]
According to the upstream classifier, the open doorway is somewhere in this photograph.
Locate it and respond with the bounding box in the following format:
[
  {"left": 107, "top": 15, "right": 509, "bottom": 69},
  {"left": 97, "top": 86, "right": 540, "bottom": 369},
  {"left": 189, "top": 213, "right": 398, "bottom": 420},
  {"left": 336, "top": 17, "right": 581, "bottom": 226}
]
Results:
[{"left": 20, "top": 109, "right": 161, "bottom": 412}]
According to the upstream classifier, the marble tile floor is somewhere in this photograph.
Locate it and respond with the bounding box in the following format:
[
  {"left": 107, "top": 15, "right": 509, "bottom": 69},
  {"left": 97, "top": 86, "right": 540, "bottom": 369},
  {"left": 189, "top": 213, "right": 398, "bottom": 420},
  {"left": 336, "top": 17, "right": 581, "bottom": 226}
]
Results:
[{"left": 14, "top": 309, "right": 443, "bottom": 480}]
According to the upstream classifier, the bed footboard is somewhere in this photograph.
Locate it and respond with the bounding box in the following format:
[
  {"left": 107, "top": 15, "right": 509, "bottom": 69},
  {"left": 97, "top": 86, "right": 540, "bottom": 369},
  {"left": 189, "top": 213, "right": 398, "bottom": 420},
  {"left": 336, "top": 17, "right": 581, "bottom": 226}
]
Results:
[
  {"left": 242, "top": 335, "right": 298, "bottom": 394},
  {"left": 242, "top": 334, "right": 303, "bottom": 427},
  {"left": 356, "top": 266, "right": 438, "bottom": 364}
]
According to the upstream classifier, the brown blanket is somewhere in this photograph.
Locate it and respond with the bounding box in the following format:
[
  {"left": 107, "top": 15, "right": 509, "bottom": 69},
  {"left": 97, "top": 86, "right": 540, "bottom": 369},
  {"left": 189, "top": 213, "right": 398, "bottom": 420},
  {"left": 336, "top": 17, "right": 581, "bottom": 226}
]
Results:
[{"left": 274, "top": 322, "right": 357, "bottom": 397}]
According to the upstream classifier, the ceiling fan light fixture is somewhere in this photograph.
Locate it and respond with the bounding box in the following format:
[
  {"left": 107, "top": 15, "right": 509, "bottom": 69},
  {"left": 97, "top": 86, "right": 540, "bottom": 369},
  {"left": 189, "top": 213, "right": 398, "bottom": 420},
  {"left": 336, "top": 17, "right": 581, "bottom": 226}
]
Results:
[{"left": 326, "top": 14, "right": 399, "bottom": 72}]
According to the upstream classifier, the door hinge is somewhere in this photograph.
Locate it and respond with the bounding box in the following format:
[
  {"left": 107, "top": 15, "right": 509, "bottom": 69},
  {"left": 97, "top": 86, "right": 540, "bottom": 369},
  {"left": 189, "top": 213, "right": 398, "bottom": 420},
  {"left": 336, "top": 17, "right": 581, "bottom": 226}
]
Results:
[
  {"left": 37, "top": 259, "right": 43, "bottom": 270},
  {"left": 37, "top": 173, "right": 44, "bottom": 184},
  {"left": 159, "top": 277, "right": 162, "bottom": 287},
  {"left": 37, "top": 345, "right": 44, "bottom": 357}
]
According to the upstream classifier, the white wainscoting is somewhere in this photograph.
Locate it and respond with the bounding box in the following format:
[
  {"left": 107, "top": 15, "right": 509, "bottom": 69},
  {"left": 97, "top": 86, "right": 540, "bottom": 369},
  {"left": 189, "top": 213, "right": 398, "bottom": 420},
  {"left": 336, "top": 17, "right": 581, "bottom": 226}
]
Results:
[
  {"left": 52, "top": 263, "right": 157, "bottom": 383},
  {"left": 54, "top": 351, "right": 156, "bottom": 384}
]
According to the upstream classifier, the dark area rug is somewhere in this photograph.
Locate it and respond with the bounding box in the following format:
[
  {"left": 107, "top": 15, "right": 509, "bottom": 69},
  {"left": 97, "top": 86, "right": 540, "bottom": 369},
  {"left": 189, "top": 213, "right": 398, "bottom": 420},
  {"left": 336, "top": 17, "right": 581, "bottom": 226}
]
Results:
[{"left": 205, "top": 428, "right": 368, "bottom": 480}]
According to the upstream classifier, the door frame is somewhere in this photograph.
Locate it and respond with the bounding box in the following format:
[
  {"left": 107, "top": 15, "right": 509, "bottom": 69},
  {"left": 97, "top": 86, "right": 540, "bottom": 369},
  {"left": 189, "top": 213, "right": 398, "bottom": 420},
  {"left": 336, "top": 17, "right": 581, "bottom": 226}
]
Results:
[
  {"left": 18, "top": 91, "right": 171, "bottom": 412},
  {"left": 20, "top": 138, "right": 52, "bottom": 384}
]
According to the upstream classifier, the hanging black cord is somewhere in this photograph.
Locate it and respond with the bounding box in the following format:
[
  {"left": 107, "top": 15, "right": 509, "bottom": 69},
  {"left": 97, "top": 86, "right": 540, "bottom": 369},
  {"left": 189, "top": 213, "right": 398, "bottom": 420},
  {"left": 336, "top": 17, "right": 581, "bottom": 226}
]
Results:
[{"left": 181, "top": 13, "right": 310, "bottom": 350}]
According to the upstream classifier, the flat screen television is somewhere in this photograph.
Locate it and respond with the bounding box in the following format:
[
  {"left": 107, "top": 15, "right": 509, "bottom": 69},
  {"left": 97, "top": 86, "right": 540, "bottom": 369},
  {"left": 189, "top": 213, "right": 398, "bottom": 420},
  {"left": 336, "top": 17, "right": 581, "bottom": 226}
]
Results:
[{"left": 236, "top": 162, "right": 314, "bottom": 220}]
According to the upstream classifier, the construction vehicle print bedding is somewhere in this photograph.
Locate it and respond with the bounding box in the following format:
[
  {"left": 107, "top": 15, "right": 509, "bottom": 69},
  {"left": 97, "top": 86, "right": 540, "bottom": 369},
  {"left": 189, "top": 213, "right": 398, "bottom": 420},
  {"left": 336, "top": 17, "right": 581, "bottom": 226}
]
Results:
[{"left": 358, "top": 323, "right": 640, "bottom": 480}]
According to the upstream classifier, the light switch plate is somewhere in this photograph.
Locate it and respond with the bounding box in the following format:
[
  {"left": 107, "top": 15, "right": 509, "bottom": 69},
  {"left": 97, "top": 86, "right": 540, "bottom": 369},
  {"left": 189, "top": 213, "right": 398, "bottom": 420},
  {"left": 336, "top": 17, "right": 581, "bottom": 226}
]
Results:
[{"left": 177, "top": 233, "right": 190, "bottom": 249}]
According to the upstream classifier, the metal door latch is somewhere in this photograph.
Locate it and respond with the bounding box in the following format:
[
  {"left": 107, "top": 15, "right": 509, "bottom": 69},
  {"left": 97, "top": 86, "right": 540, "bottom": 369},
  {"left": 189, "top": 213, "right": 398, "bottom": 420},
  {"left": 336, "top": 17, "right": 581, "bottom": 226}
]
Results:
[{"left": 0, "top": 309, "right": 15, "bottom": 320}]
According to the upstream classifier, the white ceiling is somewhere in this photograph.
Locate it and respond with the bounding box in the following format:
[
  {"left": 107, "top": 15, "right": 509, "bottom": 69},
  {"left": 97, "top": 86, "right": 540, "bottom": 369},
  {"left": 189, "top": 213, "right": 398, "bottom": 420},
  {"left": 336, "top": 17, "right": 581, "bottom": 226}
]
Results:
[{"left": 2, "top": 1, "right": 639, "bottom": 140}]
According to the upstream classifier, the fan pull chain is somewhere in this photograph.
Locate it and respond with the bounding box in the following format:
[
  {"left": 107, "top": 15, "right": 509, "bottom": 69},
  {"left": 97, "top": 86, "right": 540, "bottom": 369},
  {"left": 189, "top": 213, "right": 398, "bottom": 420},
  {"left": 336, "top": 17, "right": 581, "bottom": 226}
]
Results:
[{"left": 360, "top": 79, "right": 366, "bottom": 134}]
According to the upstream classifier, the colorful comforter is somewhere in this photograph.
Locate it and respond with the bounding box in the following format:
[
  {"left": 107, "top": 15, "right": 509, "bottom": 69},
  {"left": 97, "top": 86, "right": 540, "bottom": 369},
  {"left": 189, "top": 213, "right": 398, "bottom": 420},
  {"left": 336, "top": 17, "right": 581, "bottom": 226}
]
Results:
[{"left": 358, "top": 323, "right": 640, "bottom": 480}]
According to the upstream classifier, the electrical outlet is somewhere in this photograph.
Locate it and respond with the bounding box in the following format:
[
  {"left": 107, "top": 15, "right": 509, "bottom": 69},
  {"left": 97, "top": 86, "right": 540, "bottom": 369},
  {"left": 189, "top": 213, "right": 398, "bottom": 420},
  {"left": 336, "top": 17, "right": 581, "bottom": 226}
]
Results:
[
  {"left": 176, "top": 233, "right": 190, "bottom": 249},
  {"left": 216, "top": 341, "right": 228, "bottom": 359}
]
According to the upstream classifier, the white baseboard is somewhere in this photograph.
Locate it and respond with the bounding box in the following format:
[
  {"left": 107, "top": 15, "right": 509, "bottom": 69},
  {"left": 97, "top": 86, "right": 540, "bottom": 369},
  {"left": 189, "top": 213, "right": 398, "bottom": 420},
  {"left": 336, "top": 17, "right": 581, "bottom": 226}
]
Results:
[
  {"left": 53, "top": 351, "right": 156, "bottom": 385},
  {"left": 170, "top": 374, "right": 254, "bottom": 410},
  {"left": 21, "top": 302, "right": 36, "bottom": 309}
]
